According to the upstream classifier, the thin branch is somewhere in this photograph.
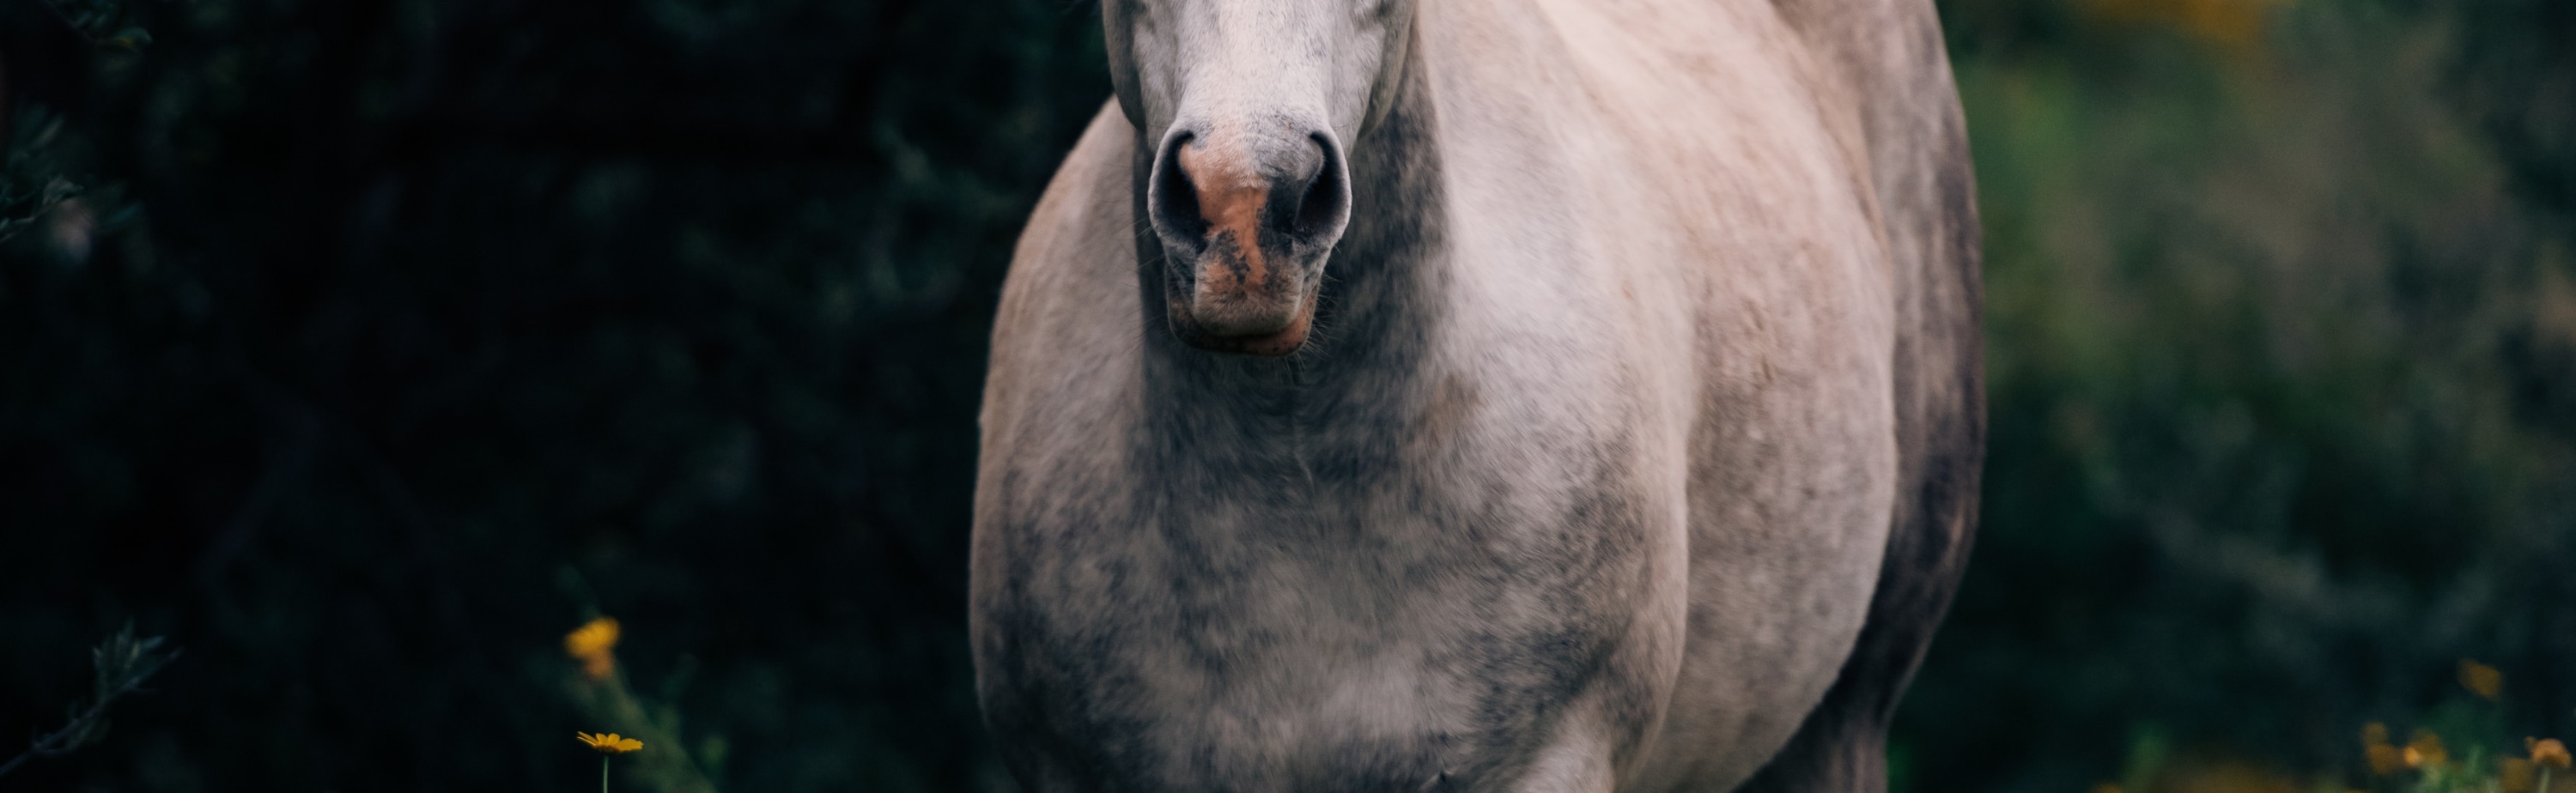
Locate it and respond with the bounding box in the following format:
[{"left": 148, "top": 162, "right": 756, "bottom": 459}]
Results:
[{"left": 0, "top": 627, "right": 181, "bottom": 780}]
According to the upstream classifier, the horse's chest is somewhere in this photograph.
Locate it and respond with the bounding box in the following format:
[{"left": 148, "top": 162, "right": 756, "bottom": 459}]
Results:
[{"left": 985, "top": 398, "right": 1686, "bottom": 788}]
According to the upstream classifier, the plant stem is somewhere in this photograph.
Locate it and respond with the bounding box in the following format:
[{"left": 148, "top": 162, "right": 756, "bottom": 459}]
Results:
[
  {"left": 0, "top": 667, "right": 163, "bottom": 780},
  {"left": 602, "top": 755, "right": 611, "bottom": 793}
]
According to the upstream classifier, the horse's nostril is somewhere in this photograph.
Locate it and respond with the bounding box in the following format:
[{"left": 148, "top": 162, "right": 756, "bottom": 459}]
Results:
[
  {"left": 1151, "top": 132, "right": 1209, "bottom": 244},
  {"left": 1289, "top": 133, "right": 1348, "bottom": 240},
  {"left": 1151, "top": 126, "right": 1349, "bottom": 256}
]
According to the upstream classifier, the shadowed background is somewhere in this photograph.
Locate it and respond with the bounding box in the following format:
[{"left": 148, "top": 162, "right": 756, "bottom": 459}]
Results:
[{"left": 0, "top": 0, "right": 2567, "bottom": 791}]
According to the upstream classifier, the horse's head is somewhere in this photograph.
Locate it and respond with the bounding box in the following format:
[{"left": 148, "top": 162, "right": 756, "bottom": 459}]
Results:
[{"left": 1104, "top": 0, "right": 1418, "bottom": 356}]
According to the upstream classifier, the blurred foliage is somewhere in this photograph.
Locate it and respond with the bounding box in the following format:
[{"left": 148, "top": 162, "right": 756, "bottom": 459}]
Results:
[
  {"left": 0, "top": 624, "right": 178, "bottom": 780},
  {"left": 1, "top": 106, "right": 83, "bottom": 244},
  {"left": 0, "top": 0, "right": 1103, "bottom": 790},
  {"left": 1902, "top": 0, "right": 2576, "bottom": 790},
  {"left": 0, "top": 0, "right": 2567, "bottom": 792},
  {"left": 39, "top": 0, "right": 154, "bottom": 51},
  {"left": 2068, "top": 663, "right": 2570, "bottom": 793}
]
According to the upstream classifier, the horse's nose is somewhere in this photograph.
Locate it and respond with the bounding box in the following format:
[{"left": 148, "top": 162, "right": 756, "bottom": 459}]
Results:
[{"left": 1146, "top": 122, "right": 1351, "bottom": 354}]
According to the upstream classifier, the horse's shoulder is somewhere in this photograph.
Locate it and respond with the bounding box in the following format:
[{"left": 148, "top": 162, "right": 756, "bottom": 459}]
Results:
[
  {"left": 984, "top": 101, "right": 1143, "bottom": 451},
  {"left": 1001, "top": 101, "right": 1136, "bottom": 319}
]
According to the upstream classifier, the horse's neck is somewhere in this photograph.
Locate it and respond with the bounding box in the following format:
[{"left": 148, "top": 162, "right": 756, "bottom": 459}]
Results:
[{"left": 1132, "top": 33, "right": 1449, "bottom": 481}]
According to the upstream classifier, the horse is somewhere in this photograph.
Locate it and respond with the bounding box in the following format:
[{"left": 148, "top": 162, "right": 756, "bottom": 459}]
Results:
[{"left": 969, "top": 0, "right": 1983, "bottom": 788}]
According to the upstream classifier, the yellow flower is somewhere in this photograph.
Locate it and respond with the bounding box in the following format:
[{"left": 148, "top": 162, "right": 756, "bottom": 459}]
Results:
[
  {"left": 565, "top": 617, "right": 620, "bottom": 681},
  {"left": 2460, "top": 658, "right": 2504, "bottom": 701},
  {"left": 2530, "top": 737, "right": 2571, "bottom": 769},
  {"left": 2363, "top": 723, "right": 2404, "bottom": 776},
  {"left": 565, "top": 617, "right": 620, "bottom": 657},
  {"left": 2500, "top": 756, "right": 2536, "bottom": 793},
  {"left": 576, "top": 732, "right": 644, "bottom": 754},
  {"left": 2091, "top": 784, "right": 2122, "bottom": 793},
  {"left": 2367, "top": 743, "right": 2405, "bottom": 776},
  {"left": 2406, "top": 729, "right": 2448, "bottom": 770}
]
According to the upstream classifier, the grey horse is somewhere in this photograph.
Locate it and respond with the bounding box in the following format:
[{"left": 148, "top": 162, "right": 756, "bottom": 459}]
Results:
[{"left": 970, "top": 0, "right": 1982, "bottom": 789}]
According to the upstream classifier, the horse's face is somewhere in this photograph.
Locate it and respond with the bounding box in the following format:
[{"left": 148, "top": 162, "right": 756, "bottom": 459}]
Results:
[{"left": 1104, "top": 0, "right": 1416, "bottom": 356}]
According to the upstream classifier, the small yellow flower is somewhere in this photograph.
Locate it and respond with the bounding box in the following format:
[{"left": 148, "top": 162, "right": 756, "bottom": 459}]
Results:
[
  {"left": 2091, "top": 784, "right": 2122, "bottom": 793},
  {"left": 2460, "top": 658, "right": 2504, "bottom": 701},
  {"left": 576, "top": 731, "right": 644, "bottom": 754},
  {"left": 565, "top": 617, "right": 620, "bottom": 681},
  {"left": 2367, "top": 743, "right": 2405, "bottom": 776},
  {"left": 2363, "top": 723, "right": 2404, "bottom": 777},
  {"left": 565, "top": 617, "right": 620, "bottom": 657},
  {"left": 2500, "top": 756, "right": 2536, "bottom": 793},
  {"left": 2406, "top": 729, "right": 2448, "bottom": 770},
  {"left": 2530, "top": 737, "right": 2571, "bottom": 769}
]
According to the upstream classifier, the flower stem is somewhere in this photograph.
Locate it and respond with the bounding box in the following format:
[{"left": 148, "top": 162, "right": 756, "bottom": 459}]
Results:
[{"left": 601, "top": 755, "right": 610, "bottom": 793}]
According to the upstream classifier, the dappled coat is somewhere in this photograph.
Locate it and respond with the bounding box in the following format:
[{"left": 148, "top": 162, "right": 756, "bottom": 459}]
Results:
[{"left": 971, "top": 0, "right": 1982, "bottom": 790}]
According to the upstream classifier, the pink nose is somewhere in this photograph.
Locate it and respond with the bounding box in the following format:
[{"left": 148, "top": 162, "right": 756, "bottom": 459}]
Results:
[
  {"left": 1146, "top": 125, "right": 1350, "bottom": 356},
  {"left": 1176, "top": 142, "right": 1305, "bottom": 342}
]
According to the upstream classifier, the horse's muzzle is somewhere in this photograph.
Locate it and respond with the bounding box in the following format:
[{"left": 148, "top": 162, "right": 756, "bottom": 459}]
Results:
[{"left": 1146, "top": 119, "right": 1351, "bottom": 356}]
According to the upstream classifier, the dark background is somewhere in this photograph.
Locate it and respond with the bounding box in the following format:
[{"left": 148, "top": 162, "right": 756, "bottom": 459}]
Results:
[{"left": 1, "top": 0, "right": 2568, "bottom": 791}]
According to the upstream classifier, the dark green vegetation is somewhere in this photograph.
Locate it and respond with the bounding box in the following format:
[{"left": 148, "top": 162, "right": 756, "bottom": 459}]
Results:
[
  {"left": 1906, "top": 0, "right": 2576, "bottom": 789},
  {"left": 0, "top": 0, "right": 2567, "bottom": 791}
]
